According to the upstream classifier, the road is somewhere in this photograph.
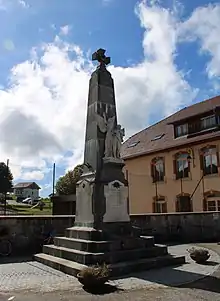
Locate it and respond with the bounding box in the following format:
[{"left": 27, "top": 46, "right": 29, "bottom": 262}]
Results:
[
  {"left": 0, "top": 200, "right": 28, "bottom": 215},
  {"left": 0, "top": 243, "right": 220, "bottom": 301},
  {"left": 6, "top": 200, "right": 28, "bottom": 206}
]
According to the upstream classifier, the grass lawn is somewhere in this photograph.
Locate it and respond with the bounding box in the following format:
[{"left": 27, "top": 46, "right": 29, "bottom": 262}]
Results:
[{"left": 0, "top": 199, "right": 52, "bottom": 215}]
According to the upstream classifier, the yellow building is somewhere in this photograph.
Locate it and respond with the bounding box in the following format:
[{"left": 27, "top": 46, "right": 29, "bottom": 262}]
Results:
[{"left": 122, "top": 96, "right": 220, "bottom": 214}]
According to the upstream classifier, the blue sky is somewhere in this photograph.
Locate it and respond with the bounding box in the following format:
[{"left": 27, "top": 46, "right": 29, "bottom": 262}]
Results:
[{"left": 0, "top": 0, "right": 220, "bottom": 196}]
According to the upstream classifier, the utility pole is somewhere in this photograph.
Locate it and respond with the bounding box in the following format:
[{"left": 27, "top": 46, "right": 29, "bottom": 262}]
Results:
[
  {"left": 52, "top": 163, "right": 56, "bottom": 196},
  {"left": 4, "top": 159, "right": 9, "bottom": 216}
]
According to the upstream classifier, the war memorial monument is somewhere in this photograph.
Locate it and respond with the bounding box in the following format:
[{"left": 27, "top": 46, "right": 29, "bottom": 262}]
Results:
[{"left": 35, "top": 48, "right": 185, "bottom": 276}]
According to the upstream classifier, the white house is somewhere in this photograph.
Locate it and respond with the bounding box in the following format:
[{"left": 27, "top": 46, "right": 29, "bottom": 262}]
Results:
[{"left": 13, "top": 182, "right": 41, "bottom": 200}]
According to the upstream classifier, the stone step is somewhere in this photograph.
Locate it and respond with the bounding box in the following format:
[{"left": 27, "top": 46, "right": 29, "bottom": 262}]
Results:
[
  {"left": 43, "top": 244, "right": 168, "bottom": 265},
  {"left": 34, "top": 253, "right": 185, "bottom": 278},
  {"left": 54, "top": 237, "right": 110, "bottom": 253},
  {"left": 109, "top": 254, "right": 186, "bottom": 277},
  {"left": 140, "top": 236, "right": 155, "bottom": 247},
  {"left": 65, "top": 227, "right": 155, "bottom": 247},
  {"left": 34, "top": 253, "right": 84, "bottom": 277},
  {"left": 43, "top": 244, "right": 103, "bottom": 265},
  {"left": 54, "top": 236, "right": 155, "bottom": 252},
  {"left": 65, "top": 226, "right": 105, "bottom": 241}
]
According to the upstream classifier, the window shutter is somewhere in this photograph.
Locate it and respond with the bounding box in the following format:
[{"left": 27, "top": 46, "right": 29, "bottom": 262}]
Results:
[
  {"left": 152, "top": 201, "right": 156, "bottom": 213},
  {"left": 216, "top": 150, "right": 220, "bottom": 176},
  {"left": 216, "top": 150, "right": 220, "bottom": 167},
  {"left": 162, "top": 202, "right": 167, "bottom": 213},
  {"left": 125, "top": 170, "right": 129, "bottom": 181},
  {"left": 151, "top": 162, "right": 155, "bottom": 182},
  {"left": 188, "top": 159, "right": 191, "bottom": 173},
  {"left": 203, "top": 198, "right": 207, "bottom": 211},
  {"left": 176, "top": 198, "right": 180, "bottom": 212},
  {"left": 190, "top": 199, "right": 193, "bottom": 212},
  {"left": 163, "top": 158, "right": 165, "bottom": 180},
  {"left": 173, "top": 159, "right": 177, "bottom": 175},
  {"left": 200, "top": 154, "right": 204, "bottom": 170}
]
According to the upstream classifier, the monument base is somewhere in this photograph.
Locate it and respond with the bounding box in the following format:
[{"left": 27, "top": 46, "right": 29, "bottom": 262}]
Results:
[
  {"left": 35, "top": 158, "right": 185, "bottom": 276},
  {"left": 100, "top": 157, "right": 127, "bottom": 185},
  {"left": 35, "top": 225, "right": 185, "bottom": 277}
]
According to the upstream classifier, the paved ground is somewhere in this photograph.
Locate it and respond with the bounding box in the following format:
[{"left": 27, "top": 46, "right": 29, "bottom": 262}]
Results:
[
  {"left": 6, "top": 200, "right": 24, "bottom": 206},
  {"left": 0, "top": 243, "right": 220, "bottom": 300}
]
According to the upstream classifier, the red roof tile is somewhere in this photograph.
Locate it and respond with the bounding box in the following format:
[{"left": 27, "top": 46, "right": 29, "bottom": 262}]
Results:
[
  {"left": 14, "top": 182, "right": 41, "bottom": 189},
  {"left": 121, "top": 95, "right": 220, "bottom": 159}
]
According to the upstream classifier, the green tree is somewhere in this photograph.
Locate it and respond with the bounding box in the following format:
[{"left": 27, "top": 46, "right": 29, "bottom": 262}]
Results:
[
  {"left": 0, "top": 162, "right": 13, "bottom": 194},
  {"left": 55, "top": 164, "right": 84, "bottom": 195}
]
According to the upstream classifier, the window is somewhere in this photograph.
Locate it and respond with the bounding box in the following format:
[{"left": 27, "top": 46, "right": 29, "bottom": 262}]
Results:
[
  {"left": 151, "top": 134, "right": 165, "bottom": 141},
  {"left": 153, "top": 197, "right": 167, "bottom": 213},
  {"left": 201, "top": 115, "right": 216, "bottom": 130},
  {"left": 175, "top": 123, "right": 188, "bottom": 138},
  {"left": 151, "top": 158, "right": 165, "bottom": 182},
  {"left": 207, "top": 200, "right": 220, "bottom": 211},
  {"left": 16, "top": 189, "right": 22, "bottom": 195},
  {"left": 174, "top": 153, "right": 190, "bottom": 179},
  {"left": 127, "top": 141, "right": 140, "bottom": 148},
  {"left": 200, "top": 147, "right": 219, "bottom": 176},
  {"left": 176, "top": 195, "right": 192, "bottom": 212}
]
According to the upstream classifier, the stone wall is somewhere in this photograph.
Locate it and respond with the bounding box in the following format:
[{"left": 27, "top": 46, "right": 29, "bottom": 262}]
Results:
[
  {"left": 51, "top": 194, "right": 76, "bottom": 215},
  {"left": 1, "top": 212, "right": 220, "bottom": 256},
  {"left": 0, "top": 215, "right": 74, "bottom": 255},
  {"left": 130, "top": 212, "right": 220, "bottom": 243}
]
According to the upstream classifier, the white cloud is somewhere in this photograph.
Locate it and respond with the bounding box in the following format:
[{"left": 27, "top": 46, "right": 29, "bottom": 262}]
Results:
[
  {"left": 179, "top": 4, "right": 220, "bottom": 81},
  {"left": 112, "top": 1, "right": 197, "bottom": 135},
  {"left": 20, "top": 170, "right": 45, "bottom": 181},
  {"left": 0, "top": 0, "right": 200, "bottom": 183},
  {"left": 0, "top": 0, "right": 28, "bottom": 10},
  {"left": 60, "top": 25, "right": 71, "bottom": 36},
  {"left": 18, "top": 0, "right": 29, "bottom": 8}
]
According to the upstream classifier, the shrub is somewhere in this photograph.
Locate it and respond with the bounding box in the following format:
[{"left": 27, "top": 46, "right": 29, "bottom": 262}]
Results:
[
  {"left": 78, "top": 263, "right": 110, "bottom": 279},
  {"left": 187, "top": 247, "right": 209, "bottom": 257},
  {"left": 187, "top": 247, "right": 210, "bottom": 263}
]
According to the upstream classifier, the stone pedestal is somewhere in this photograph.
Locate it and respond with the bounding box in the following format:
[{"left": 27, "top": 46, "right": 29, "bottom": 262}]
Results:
[
  {"left": 103, "top": 180, "right": 129, "bottom": 223},
  {"left": 74, "top": 170, "right": 95, "bottom": 228}
]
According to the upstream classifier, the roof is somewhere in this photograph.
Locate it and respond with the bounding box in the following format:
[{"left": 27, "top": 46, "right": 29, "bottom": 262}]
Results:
[
  {"left": 121, "top": 95, "right": 220, "bottom": 160},
  {"left": 13, "top": 182, "right": 41, "bottom": 190}
]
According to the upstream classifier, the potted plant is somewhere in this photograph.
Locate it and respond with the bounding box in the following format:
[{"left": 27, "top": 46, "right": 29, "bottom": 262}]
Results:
[
  {"left": 187, "top": 247, "right": 210, "bottom": 264},
  {"left": 77, "top": 263, "right": 110, "bottom": 288}
]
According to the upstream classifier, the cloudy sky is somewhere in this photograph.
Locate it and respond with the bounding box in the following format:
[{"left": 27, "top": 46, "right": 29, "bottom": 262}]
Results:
[{"left": 0, "top": 0, "right": 219, "bottom": 196}]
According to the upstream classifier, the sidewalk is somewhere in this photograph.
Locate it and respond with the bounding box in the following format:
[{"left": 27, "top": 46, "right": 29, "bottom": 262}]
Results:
[{"left": 0, "top": 243, "right": 220, "bottom": 301}]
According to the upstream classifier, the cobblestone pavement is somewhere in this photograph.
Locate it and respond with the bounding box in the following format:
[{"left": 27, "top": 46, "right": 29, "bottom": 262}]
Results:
[
  {"left": 1, "top": 285, "right": 220, "bottom": 301},
  {"left": 0, "top": 243, "right": 220, "bottom": 301},
  {"left": 0, "top": 261, "right": 81, "bottom": 293}
]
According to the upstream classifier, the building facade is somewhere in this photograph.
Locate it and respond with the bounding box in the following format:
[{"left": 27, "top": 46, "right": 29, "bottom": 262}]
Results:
[
  {"left": 122, "top": 96, "right": 220, "bottom": 214},
  {"left": 14, "top": 182, "right": 41, "bottom": 200}
]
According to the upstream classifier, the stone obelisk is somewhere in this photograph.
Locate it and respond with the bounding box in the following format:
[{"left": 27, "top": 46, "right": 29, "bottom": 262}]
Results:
[{"left": 74, "top": 48, "right": 130, "bottom": 231}]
